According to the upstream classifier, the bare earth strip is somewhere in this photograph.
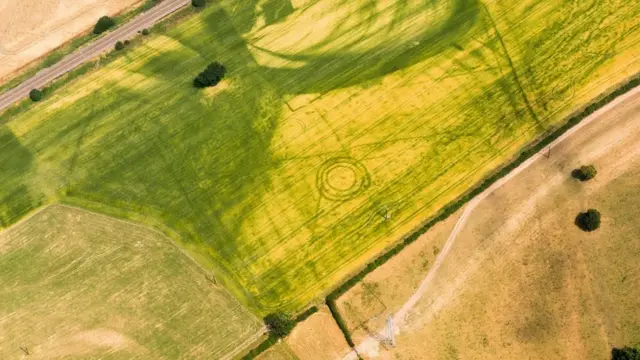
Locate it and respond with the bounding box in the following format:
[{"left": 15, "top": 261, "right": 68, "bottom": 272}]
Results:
[
  {"left": 0, "top": 0, "right": 189, "bottom": 112},
  {"left": 340, "top": 84, "right": 640, "bottom": 359}
]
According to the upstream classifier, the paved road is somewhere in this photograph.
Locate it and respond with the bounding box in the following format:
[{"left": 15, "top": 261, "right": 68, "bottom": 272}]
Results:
[{"left": 0, "top": 0, "right": 190, "bottom": 113}]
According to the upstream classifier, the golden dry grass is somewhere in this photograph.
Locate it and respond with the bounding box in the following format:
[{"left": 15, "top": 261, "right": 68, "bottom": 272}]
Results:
[{"left": 286, "top": 306, "right": 352, "bottom": 360}]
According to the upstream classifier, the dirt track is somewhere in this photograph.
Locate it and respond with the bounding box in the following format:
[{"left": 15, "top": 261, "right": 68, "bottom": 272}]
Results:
[
  {"left": 0, "top": 0, "right": 189, "bottom": 113},
  {"left": 345, "top": 83, "right": 640, "bottom": 359}
]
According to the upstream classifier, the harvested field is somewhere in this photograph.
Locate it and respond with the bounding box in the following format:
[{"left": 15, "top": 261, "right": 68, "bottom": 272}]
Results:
[
  {"left": 0, "top": 0, "right": 639, "bottom": 313},
  {"left": 340, "top": 86, "right": 640, "bottom": 359},
  {"left": 0, "top": 0, "right": 142, "bottom": 82},
  {"left": 286, "top": 306, "right": 351, "bottom": 360},
  {"left": 0, "top": 205, "right": 262, "bottom": 360}
]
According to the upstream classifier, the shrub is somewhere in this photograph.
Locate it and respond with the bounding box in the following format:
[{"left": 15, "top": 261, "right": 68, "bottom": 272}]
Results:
[
  {"left": 575, "top": 209, "right": 601, "bottom": 232},
  {"left": 29, "top": 89, "right": 43, "bottom": 102},
  {"left": 264, "top": 312, "right": 295, "bottom": 339},
  {"left": 124, "top": 39, "right": 131, "bottom": 46},
  {"left": 115, "top": 41, "right": 125, "bottom": 51},
  {"left": 141, "top": 28, "right": 150, "bottom": 36},
  {"left": 572, "top": 165, "right": 597, "bottom": 181},
  {"left": 192, "top": 0, "right": 206, "bottom": 7},
  {"left": 612, "top": 347, "right": 640, "bottom": 360},
  {"left": 93, "top": 16, "right": 115, "bottom": 35},
  {"left": 193, "top": 62, "right": 226, "bottom": 88}
]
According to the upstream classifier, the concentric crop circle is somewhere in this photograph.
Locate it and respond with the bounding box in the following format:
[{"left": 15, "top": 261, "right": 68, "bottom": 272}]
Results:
[{"left": 316, "top": 157, "right": 371, "bottom": 201}]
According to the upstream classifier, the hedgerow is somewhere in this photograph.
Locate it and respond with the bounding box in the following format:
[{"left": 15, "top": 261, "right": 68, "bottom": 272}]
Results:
[{"left": 241, "top": 306, "right": 319, "bottom": 359}]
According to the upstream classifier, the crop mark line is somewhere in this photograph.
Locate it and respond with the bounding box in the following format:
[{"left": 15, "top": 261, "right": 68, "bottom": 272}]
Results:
[
  {"left": 314, "top": 105, "right": 351, "bottom": 156},
  {"left": 482, "top": 3, "right": 540, "bottom": 127}
]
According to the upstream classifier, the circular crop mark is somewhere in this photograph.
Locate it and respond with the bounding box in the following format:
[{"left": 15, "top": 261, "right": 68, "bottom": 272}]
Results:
[{"left": 316, "top": 157, "right": 371, "bottom": 201}]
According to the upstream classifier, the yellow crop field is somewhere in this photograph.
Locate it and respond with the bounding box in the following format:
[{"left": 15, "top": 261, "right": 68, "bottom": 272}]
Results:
[{"left": 0, "top": 0, "right": 639, "bottom": 313}]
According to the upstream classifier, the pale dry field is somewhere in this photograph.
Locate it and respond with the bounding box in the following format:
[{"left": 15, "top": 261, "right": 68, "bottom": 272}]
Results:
[
  {"left": 286, "top": 306, "right": 351, "bottom": 360},
  {"left": 0, "top": 0, "right": 142, "bottom": 82},
  {"left": 338, "top": 88, "right": 640, "bottom": 359}
]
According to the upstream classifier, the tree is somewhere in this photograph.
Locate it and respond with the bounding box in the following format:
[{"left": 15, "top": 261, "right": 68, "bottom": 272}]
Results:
[
  {"left": 93, "top": 16, "right": 115, "bottom": 35},
  {"left": 572, "top": 165, "right": 597, "bottom": 181},
  {"left": 29, "top": 89, "right": 43, "bottom": 102},
  {"left": 612, "top": 347, "right": 640, "bottom": 360},
  {"left": 115, "top": 41, "right": 125, "bottom": 51},
  {"left": 193, "top": 62, "right": 226, "bottom": 88},
  {"left": 576, "top": 209, "right": 601, "bottom": 232},
  {"left": 192, "top": 0, "right": 206, "bottom": 7},
  {"left": 141, "top": 28, "right": 150, "bottom": 36},
  {"left": 264, "top": 312, "right": 295, "bottom": 339}
]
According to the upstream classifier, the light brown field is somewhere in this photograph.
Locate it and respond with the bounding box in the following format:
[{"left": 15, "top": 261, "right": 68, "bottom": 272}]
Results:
[
  {"left": 286, "top": 306, "right": 352, "bottom": 360},
  {"left": 0, "top": 0, "right": 142, "bottom": 82},
  {"left": 337, "top": 87, "right": 640, "bottom": 359}
]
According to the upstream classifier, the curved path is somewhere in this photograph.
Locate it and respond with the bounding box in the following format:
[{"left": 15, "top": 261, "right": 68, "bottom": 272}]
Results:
[
  {"left": 0, "top": 0, "right": 190, "bottom": 113},
  {"left": 345, "top": 83, "right": 640, "bottom": 359}
]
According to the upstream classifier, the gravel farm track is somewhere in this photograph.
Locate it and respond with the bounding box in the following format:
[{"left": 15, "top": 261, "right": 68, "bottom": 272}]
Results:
[{"left": 0, "top": 0, "right": 189, "bottom": 112}]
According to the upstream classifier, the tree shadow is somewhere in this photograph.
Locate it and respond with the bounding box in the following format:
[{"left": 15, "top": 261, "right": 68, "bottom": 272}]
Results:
[{"left": 0, "top": 127, "right": 39, "bottom": 227}]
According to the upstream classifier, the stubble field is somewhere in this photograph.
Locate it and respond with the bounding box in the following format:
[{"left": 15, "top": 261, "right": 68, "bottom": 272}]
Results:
[
  {"left": 0, "top": 0, "right": 142, "bottom": 82},
  {"left": 0, "top": 205, "right": 261, "bottom": 359},
  {"left": 0, "top": 0, "right": 639, "bottom": 313}
]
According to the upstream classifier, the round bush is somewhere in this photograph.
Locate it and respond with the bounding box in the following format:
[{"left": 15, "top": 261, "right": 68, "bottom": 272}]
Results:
[
  {"left": 141, "top": 28, "right": 150, "bottom": 36},
  {"left": 572, "top": 165, "right": 597, "bottom": 181},
  {"left": 192, "top": 0, "right": 206, "bottom": 7},
  {"left": 29, "top": 89, "right": 43, "bottom": 102},
  {"left": 123, "top": 40, "right": 130, "bottom": 46},
  {"left": 115, "top": 41, "right": 125, "bottom": 51},
  {"left": 93, "top": 16, "right": 115, "bottom": 35},
  {"left": 575, "top": 209, "right": 601, "bottom": 232},
  {"left": 193, "top": 62, "right": 226, "bottom": 88},
  {"left": 612, "top": 347, "right": 640, "bottom": 360}
]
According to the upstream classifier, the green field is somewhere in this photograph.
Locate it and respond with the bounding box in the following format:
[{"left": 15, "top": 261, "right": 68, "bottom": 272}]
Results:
[
  {"left": 1, "top": 0, "right": 639, "bottom": 312},
  {"left": 0, "top": 206, "right": 261, "bottom": 359}
]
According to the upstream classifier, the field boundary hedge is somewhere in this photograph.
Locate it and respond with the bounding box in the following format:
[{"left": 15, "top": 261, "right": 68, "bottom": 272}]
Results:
[
  {"left": 324, "top": 74, "right": 640, "bottom": 350},
  {"left": 241, "top": 306, "right": 319, "bottom": 360}
]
